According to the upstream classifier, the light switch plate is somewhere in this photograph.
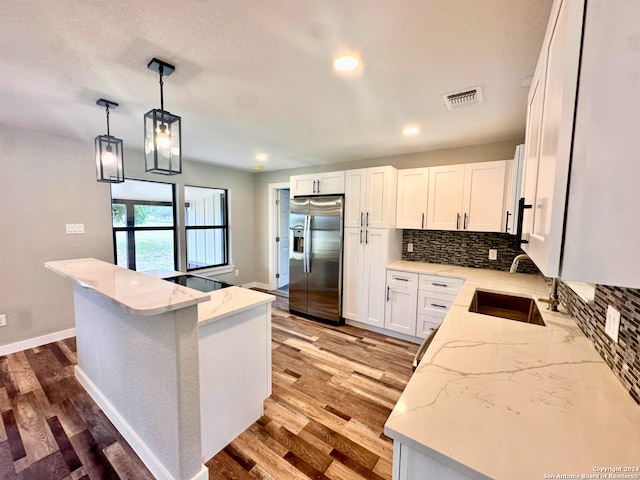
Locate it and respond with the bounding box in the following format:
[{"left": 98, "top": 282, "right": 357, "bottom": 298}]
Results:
[
  {"left": 488, "top": 249, "right": 497, "bottom": 260},
  {"left": 407, "top": 243, "right": 414, "bottom": 253},
  {"left": 65, "top": 223, "right": 85, "bottom": 235},
  {"left": 0, "top": 314, "right": 6, "bottom": 327},
  {"left": 605, "top": 305, "right": 621, "bottom": 343}
]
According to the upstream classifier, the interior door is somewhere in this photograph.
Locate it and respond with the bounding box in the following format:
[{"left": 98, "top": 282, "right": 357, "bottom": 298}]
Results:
[{"left": 277, "top": 189, "right": 290, "bottom": 288}]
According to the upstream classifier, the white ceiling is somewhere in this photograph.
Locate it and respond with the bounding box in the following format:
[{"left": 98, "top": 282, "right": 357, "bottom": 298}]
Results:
[{"left": 1, "top": 0, "right": 552, "bottom": 172}]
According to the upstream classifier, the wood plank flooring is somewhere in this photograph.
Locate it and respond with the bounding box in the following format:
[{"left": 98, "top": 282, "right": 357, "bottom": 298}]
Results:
[{"left": 0, "top": 302, "right": 418, "bottom": 480}]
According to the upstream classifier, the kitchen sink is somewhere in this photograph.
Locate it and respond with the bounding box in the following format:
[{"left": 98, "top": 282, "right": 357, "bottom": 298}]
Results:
[{"left": 469, "top": 289, "right": 545, "bottom": 326}]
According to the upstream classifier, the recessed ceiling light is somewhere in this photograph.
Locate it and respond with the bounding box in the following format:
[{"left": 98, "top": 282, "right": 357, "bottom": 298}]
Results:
[
  {"left": 402, "top": 126, "right": 420, "bottom": 136},
  {"left": 255, "top": 153, "right": 268, "bottom": 161},
  {"left": 333, "top": 55, "right": 360, "bottom": 73}
]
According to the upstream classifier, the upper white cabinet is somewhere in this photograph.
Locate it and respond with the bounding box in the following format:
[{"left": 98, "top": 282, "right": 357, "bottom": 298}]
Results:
[
  {"left": 395, "top": 168, "right": 429, "bottom": 229},
  {"left": 426, "top": 161, "right": 508, "bottom": 232},
  {"left": 520, "top": 0, "right": 583, "bottom": 278},
  {"left": 345, "top": 166, "right": 397, "bottom": 229},
  {"left": 520, "top": 0, "right": 640, "bottom": 288},
  {"left": 290, "top": 171, "right": 345, "bottom": 197}
]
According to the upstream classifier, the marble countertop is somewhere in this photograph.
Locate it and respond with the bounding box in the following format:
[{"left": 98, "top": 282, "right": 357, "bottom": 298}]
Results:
[
  {"left": 144, "top": 270, "right": 275, "bottom": 326},
  {"left": 384, "top": 261, "right": 640, "bottom": 479},
  {"left": 45, "top": 258, "right": 211, "bottom": 315}
]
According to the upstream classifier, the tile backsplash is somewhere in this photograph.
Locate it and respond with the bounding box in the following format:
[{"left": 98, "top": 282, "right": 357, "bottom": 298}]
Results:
[
  {"left": 401, "top": 229, "right": 540, "bottom": 274},
  {"left": 401, "top": 229, "right": 640, "bottom": 405}
]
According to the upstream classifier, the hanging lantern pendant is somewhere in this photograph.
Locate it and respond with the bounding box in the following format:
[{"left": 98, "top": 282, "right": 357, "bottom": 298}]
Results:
[
  {"left": 95, "top": 98, "right": 125, "bottom": 183},
  {"left": 144, "top": 58, "right": 182, "bottom": 175}
]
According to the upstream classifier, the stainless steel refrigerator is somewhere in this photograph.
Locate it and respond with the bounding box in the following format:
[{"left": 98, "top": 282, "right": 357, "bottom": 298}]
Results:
[{"left": 289, "top": 195, "right": 343, "bottom": 324}]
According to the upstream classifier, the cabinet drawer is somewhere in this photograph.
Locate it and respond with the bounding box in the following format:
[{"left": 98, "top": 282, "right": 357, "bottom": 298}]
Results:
[
  {"left": 417, "top": 313, "right": 442, "bottom": 338},
  {"left": 418, "top": 274, "right": 464, "bottom": 294},
  {"left": 417, "top": 291, "right": 454, "bottom": 316},
  {"left": 386, "top": 270, "right": 418, "bottom": 289}
]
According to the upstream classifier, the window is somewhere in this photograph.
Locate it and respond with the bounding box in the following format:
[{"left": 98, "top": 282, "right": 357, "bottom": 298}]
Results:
[
  {"left": 185, "top": 185, "right": 228, "bottom": 271},
  {"left": 111, "top": 180, "right": 177, "bottom": 272}
]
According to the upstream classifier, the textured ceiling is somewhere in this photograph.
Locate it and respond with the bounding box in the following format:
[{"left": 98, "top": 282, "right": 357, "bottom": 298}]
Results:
[{"left": 0, "top": 0, "right": 552, "bottom": 172}]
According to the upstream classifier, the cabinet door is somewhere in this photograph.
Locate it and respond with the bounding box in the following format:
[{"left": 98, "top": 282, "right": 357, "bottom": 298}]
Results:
[
  {"left": 427, "top": 165, "right": 465, "bottom": 230},
  {"left": 522, "top": 0, "right": 583, "bottom": 277},
  {"left": 344, "top": 169, "right": 366, "bottom": 228},
  {"left": 366, "top": 166, "right": 397, "bottom": 229},
  {"left": 384, "top": 271, "right": 418, "bottom": 336},
  {"left": 396, "top": 168, "right": 429, "bottom": 229},
  {"left": 318, "top": 171, "right": 345, "bottom": 195},
  {"left": 462, "top": 161, "right": 507, "bottom": 232},
  {"left": 290, "top": 174, "right": 315, "bottom": 197},
  {"left": 361, "top": 229, "right": 389, "bottom": 328},
  {"left": 342, "top": 227, "right": 364, "bottom": 321}
]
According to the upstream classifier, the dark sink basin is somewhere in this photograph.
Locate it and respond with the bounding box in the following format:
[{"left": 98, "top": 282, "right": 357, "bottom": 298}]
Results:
[{"left": 469, "top": 289, "right": 545, "bottom": 326}]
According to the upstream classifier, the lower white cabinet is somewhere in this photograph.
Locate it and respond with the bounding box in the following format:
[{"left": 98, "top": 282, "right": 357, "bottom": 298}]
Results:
[
  {"left": 384, "top": 270, "right": 463, "bottom": 339},
  {"left": 343, "top": 228, "right": 402, "bottom": 328},
  {"left": 384, "top": 271, "right": 419, "bottom": 335},
  {"left": 416, "top": 274, "right": 464, "bottom": 338},
  {"left": 393, "top": 442, "right": 475, "bottom": 480}
]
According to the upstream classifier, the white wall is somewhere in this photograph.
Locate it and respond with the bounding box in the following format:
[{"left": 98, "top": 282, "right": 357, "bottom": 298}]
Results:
[{"left": 0, "top": 123, "right": 256, "bottom": 349}]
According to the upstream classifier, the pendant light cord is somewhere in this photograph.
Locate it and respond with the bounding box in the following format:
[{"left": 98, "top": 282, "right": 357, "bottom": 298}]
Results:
[
  {"left": 159, "top": 66, "right": 165, "bottom": 115},
  {"left": 105, "top": 104, "right": 111, "bottom": 137}
]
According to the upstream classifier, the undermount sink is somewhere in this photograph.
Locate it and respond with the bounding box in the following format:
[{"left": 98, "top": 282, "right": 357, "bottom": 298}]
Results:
[{"left": 469, "top": 289, "right": 545, "bottom": 326}]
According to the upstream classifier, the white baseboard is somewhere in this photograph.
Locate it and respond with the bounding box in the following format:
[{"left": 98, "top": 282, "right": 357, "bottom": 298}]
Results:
[
  {"left": 75, "top": 366, "right": 208, "bottom": 480},
  {"left": 344, "top": 319, "right": 422, "bottom": 345},
  {"left": 244, "top": 282, "right": 271, "bottom": 290},
  {"left": 0, "top": 328, "right": 76, "bottom": 356}
]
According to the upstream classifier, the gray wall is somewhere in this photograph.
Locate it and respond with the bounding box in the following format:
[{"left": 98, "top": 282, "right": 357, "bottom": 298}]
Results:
[
  {"left": 0, "top": 123, "right": 255, "bottom": 349},
  {"left": 253, "top": 139, "right": 520, "bottom": 286}
]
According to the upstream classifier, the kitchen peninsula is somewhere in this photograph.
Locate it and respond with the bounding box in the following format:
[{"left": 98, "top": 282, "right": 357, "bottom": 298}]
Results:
[
  {"left": 384, "top": 262, "right": 640, "bottom": 480},
  {"left": 45, "top": 258, "right": 274, "bottom": 480}
]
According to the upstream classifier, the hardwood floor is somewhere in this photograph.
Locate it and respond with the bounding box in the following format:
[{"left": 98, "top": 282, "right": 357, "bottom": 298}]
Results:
[{"left": 0, "top": 303, "right": 418, "bottom": 480}]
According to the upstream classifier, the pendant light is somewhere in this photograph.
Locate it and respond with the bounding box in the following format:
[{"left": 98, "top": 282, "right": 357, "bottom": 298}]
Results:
[
  {"left": 95, "top": 99, "right": 125, "bottom": 183},
  {"left": 144, "top": 58, "right": 182, "bottom": 175}
]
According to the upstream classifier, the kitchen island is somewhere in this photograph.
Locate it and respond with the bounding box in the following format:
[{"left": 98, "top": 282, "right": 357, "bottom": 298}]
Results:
[
  {"left": 45, "top": 258, "right": 274, "bottom": 480},
  {"left": 384, "top": 262, "right": 640, "bottom": 480}
]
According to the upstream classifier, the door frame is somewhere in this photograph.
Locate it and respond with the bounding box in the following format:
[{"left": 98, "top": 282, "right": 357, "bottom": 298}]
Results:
[{"left": 267, "top": 181, "right": 290, "bottom": 290}]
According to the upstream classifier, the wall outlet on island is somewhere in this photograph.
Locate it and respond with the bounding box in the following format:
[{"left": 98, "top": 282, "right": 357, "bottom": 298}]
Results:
[
  {"left": 407, "top": 243, "right": 414, "bottom": 253},
  {"left": 234, "top": 269, "right": 240, "bottom": 277},
  {"left": 0, "top": 314, "right": 6, "bottom": 327},
  {"left": 488, "top": 249, "right": 497, "bottom": 260}
]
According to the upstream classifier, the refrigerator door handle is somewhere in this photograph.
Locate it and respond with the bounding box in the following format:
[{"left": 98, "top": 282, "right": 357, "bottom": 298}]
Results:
[{"left": 304, "top": 214, "right": 311, "bottom": 273}]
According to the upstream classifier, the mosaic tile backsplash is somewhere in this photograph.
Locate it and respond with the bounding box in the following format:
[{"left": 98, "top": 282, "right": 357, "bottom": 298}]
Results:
[
  {"left": 401, "top": 228, "right": 640, "bottom": 405},
  {"left": 401, "top": 229, "right": 540, "bottom": 274}
]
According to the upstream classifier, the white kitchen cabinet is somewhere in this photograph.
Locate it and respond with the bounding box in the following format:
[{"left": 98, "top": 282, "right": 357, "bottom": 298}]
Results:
[
  {"left": 344, "top": 166, "right": 397, "bottom": 229},
  {"left": 520, "top": 0, "right": 583, "bottom": 278},
  {"left": 343, "top": 227, "right": 402, "bottom": 328},
  {"left": 519, "top": 0, "right": 640, "bottom": 288},
  {"left": 384, "top": 271, "right": 418, "bottom": 336},
  {"left": 427, "top": 161, "right": 508, "bottom": 232},
  {"left": 392, "top": 442, "right": 475, "bottom": 480},
  {"left": 290, "top": 170, "right": 345, "bottom": 197},
  {"left": 395, "top": 168, "right": 429, "bottom": 229},
  {"left": 504, "top": 145, "right": 524, "bottom": 235},
  {"left": 416, "top": 274, "right": 463, "bottom": 338}
]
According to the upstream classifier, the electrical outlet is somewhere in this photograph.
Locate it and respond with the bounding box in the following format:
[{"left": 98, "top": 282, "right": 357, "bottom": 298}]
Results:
[
  {"left": 488, "top": 249, "right": 497, "bottom": 260},
  {"left": 234, "top": 269, "right": 240, "bottom": 277},
  {"left": 605, "top": 305, "right": 621, "bottom": 343},
  {"left": 407, "top": 243, "right": 414, "bottom": 253},
  {"left": 0, "top": 314, "right": 6, "bottom": 327}
]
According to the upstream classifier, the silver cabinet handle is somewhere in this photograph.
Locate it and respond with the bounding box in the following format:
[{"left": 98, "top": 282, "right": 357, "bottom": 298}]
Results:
[
  {"left": 395, "top": 277, "right": 409, "bottom": 282},
  {"left": 505, "top": 211, "right": 511, "bottom": 233},
  {"left": 432, "top": 282, "right": 448, "bottom": 288},
  {"left": 360, "top": 212, "right": 364, "bottom": 227},
  {"left": 316, "top": 179, "right": 320, "bottom": 193},
  {"left": 421, "top": 213, "right": 425, "bottom": 229},
  {"left": 365, "top": 229, "right": 369, "bottom": 244},
  {"left": 456, "top": 213, "right": 460, "bottom": 229},
  {"left": 359, "top": 228, "right": 363, "bottom": 244},
  {"left": 312, "top": 180, "right": 316, "bottom": 194},
  {"left": 386, "top": 286, "right": 390, "bottom": 302},
  {"left": 366, "top": 212, "right": 369, "bottom": 227},
  {"left": 464, "top": 213, "right": 468, "bottom": 230},
  {"left": 431, "top": 303, "right": 448, "bottom": 309}
]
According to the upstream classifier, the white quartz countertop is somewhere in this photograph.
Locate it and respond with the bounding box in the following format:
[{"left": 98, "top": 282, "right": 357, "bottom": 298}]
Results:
[
  {"left": 384, "top": 261, "right": 640, "bottom": 479},
  {"left": 45, "top": 258, "right": 211, "bottom": 315}
]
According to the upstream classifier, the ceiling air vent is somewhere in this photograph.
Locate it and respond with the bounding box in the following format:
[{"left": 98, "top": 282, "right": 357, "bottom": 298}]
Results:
[{"left": 442, "top": 86, "right": 484, "bottom": 111}]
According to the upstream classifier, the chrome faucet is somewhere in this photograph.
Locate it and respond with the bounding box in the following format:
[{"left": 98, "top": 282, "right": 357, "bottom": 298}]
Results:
[
  {"left": 538, "top": 278, "right": 560, "bottom": 312},
  {"left": 509, "top": 253, "right": 530, "bottom": 274}
]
